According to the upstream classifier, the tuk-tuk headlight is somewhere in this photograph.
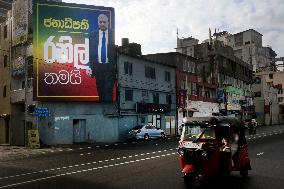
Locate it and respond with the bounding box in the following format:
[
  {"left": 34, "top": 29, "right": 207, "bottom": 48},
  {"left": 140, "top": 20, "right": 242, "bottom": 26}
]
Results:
[
  {"left": 201, "top": 150, "right": 207, "bottom": 157},
  {"left": 178, "top": 148, "right": 185, "bottom": 156}
]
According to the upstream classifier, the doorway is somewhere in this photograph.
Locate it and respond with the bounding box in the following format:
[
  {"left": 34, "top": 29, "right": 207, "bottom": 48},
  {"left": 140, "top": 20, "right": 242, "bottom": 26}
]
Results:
[
  {"left": 165, "top": 116, "right": 176, "bottom": 135},
  {"left": 148, "top": 115, "right": 161, "bottom": 129},
  {"left": 73, "top": 119, "right": 86, "bottom": 143},
  {"left": 4, "top": 119, "right": 10, "bottom": 144}
]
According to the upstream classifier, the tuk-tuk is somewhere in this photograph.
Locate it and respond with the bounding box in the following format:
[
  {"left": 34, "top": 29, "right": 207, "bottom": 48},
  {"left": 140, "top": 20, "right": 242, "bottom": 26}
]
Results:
[{"left": 178, "top": 117, "right": 251, "bottom": 183}]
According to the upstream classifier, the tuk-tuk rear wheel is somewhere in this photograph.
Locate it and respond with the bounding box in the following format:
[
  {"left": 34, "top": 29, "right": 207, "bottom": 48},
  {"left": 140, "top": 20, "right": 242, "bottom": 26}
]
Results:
[{"left": 240, "top": 169, "right": 248, "bottom": 178}]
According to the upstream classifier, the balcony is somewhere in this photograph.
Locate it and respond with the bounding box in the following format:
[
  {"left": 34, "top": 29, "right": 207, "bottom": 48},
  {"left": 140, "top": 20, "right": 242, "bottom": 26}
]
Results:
[{"left": 11, "top": 89, "right": 25, "bottom": 104}]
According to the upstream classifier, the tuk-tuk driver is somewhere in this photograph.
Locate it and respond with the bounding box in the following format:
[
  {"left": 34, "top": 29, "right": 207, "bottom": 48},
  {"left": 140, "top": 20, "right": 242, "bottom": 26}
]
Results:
[{"left": 221, "top": 138, "right": 230, "bottom": 152}]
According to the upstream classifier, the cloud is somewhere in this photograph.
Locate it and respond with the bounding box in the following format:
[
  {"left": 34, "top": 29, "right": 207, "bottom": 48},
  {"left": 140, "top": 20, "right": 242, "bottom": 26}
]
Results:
[{"left": 63, "top": 0, "right": 284, "bottom": 57}]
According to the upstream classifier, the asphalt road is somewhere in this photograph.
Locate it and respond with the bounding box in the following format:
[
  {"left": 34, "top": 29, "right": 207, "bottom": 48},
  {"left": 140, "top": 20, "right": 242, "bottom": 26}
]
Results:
[{"left": 0, "top": 125, "right": 283, "bottom": 189}]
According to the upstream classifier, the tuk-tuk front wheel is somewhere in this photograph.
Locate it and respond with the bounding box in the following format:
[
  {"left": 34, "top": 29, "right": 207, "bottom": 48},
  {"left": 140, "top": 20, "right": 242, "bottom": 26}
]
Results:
[
  {"left": 240, "top": 169, "right": 248, "bottom": 178},
  {"left": 183, "top": 173, "right": 196, "bottom": 183}
]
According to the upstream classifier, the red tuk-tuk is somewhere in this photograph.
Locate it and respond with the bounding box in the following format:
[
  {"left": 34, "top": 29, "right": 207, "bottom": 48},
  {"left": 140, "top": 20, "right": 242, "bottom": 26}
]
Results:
[{"left": 178, "top": 117, "right": 251, "bottom": 183}]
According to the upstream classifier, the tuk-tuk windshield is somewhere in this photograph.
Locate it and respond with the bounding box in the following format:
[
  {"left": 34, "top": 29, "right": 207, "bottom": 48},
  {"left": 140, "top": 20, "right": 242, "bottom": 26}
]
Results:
[{"left": 181, "top": 123, "right": 216, "bottom": 141}]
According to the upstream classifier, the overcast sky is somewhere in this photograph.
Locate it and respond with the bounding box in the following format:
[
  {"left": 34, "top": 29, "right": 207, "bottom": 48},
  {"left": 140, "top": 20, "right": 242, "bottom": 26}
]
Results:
[{"left": 64, "top": 0, "right": 284, "bottom": 58}]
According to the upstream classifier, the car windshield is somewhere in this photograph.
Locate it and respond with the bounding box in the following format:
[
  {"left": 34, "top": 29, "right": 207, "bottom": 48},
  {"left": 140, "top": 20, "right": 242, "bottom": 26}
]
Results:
[
  {"left": 132, "top": 125, "right": 143, "bottom": 130},
  {"left": 181, "top": 124, "right": 216, "bottom": 141}
]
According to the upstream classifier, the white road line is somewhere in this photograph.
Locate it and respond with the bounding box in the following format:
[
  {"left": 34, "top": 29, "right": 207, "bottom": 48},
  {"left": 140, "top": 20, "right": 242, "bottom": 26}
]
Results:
[
  {"left": 96, "top": 146, "right": 100, "bottom": 148},
  {"left": 87, "top": 153, "right": 91, "bottom": 155},
  {"left": 114, "top": 144, "right": 118, "bottom": 146},
  {"left": 87, "top": 147, "right": 92, "bottom": 149},
  {"left": 105, "top": 145, "right": 109, "bottom": 147},
  {"left": 257, "top": 152, "right": 264, "bottom": 156},
  {"left": 0, "top": 147, "right": 184, "bottom": 180},
  {"left": 80, "top": 154, "right": 84, "bottom": 156},
  {"left": 0, "top": 152, "right": 176, "bottom": 188}
]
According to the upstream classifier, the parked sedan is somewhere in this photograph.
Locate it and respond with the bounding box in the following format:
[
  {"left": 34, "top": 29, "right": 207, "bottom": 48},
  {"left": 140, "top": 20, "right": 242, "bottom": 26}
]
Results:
[{"left": 127, "top": 125, "right": 166, "bottom": 140}]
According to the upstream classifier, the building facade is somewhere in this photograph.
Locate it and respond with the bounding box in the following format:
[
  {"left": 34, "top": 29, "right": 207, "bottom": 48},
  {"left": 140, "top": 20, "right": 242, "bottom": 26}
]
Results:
[
  {"left": 252, "top": 70, "right": 281, "bottom": 125},
  {"left": 226, "top": 29, "right": 277, "bottom": 72},
  {"left": 118, "top": 53, "right": 177, "bottom": 136},
  {"left": 0, "top": 10, "right": 12, "bottom": 144},
  {"left": 143, "top": 52, "right": 219, "bottom": 128},
  {"left": 176, "top": 36, "right": 253, "bottom": 119}
]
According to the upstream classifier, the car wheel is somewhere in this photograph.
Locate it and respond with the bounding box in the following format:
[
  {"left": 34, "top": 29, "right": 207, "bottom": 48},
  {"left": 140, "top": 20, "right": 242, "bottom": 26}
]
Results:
[
  {"left": 240, "top": 169, "right": 248, "bottom": 178},
  {"left": 144, "top": 134, "right": 149, "bottom": 141}
]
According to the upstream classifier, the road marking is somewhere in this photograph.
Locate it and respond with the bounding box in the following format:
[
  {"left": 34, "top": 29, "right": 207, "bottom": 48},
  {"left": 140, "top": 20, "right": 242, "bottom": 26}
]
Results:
[
  {"left": 257, "top": 152, "right": 264, "bottom": 156},
  {"left": 79, "top": 148, "right": 83, "bottom": 150},
  {"left": 0, "top": 152, "right": 176, "bottom": 188},
  {"left": 1, "top": 129, "right": 282, "bottom": 182},
  {"left": 87, "top": 147, "right": 92, "bottom": 149},
  {"left": 114, "top": 144, "right": 118, "bottom": 146}
]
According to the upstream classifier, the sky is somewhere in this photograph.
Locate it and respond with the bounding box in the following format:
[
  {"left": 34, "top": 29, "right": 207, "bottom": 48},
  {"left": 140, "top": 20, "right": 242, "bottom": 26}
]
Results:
[{"left": 64, "top": 0, "right": 284, "bottom": 60}]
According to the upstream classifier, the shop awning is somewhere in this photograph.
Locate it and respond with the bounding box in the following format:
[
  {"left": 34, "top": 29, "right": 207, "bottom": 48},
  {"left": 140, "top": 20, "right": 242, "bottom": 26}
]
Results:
[{"left": 188, "top": 108, "right": 199, "bottom": 112}]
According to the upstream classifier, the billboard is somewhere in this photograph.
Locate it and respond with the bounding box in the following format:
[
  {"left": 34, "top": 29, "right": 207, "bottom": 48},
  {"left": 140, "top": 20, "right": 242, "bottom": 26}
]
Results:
[
  {"left": 33, "top": 0, "right": 116, "bottom": 101},
  {"left": 12, "top": 0, "right": 29, "bottom": 46}
]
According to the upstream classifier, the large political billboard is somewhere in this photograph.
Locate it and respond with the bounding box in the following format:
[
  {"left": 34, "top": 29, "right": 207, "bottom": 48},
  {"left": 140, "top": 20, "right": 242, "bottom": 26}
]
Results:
[{"left": 33, "top": 0, "right": 116, "bottom": 101}]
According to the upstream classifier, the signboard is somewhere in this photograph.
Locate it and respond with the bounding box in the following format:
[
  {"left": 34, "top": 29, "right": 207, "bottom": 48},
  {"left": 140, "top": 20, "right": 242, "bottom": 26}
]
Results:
[
  {"left": 33, "top": 0, "right": 116, "bottom": 101},
  {"left": 28, "top": 129, "right": 40, "bottom": 148},
  {"left": 178, "top": 90, "right": 187, "bottom": 109},
  {"left": 33, "top": 107, "right": 50, "bottom": 117},
  {"left": 217, "top": 89, "right": 225, "bottom": 103},
  {"left": 12, "top": 0, "right": 29, "bottom": 46},
  {"left": 136, "top": 102, "right": 171, "bottom": 113}
]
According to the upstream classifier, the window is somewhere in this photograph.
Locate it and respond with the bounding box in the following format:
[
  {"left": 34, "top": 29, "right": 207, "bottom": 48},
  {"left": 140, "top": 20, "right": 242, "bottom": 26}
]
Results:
[
  {"left": 125, "top": 89, "right": 133, "bottom": 101},
  {"left": 278, "top": 89, "right": 283, "bottom": 94},
  {"left": 124, "top": 61, "right": 132, "bottom": 75},
  {"left": 153, "top": 93, "right": 159, "bottom": 104},
  {"left": 166, "top": 94, "right": 172, "bottom": 104},
  {"left": 4, "top": 55, "right": 8, "bottom": 67},
  {"left": 278, "top": 97, "right": 283, "bottom": 103},
  {"left": 22, "top": 81, "right": 25, "bottom": 89},
  {"left": 142, "top": 90, "right": 149, "bottom": 99},
  {"left": 181, "top": 80, "right": 186, "bottom": 89},
  {"left": 165, "top": 71, "right": 171, "bottom": 82},
  {"left": 254, "top": 92, "right": 261, "bottom": 97},
  {"left": 269, "top": 73, "right": 273, "bottom": 79},
  {"left": 145, "top": 66, "right": 156, "bottom": 79},
  {"left": 3, "top": 85, "right": 7, "bottom": 98},
  {"left": 4, "top": 25, "right": 7, "bottom": 39},
  {"left": 204, "top": 91, "right": 210, "bottom": 98}
]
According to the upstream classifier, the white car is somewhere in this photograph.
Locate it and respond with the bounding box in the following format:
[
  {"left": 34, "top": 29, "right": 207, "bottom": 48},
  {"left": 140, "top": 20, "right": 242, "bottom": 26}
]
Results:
[{"left": 127, "top": 125, "right": 166, "bottom": 140}]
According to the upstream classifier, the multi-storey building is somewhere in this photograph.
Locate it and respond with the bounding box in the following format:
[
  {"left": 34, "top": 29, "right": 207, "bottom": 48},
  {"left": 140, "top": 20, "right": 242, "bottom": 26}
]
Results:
[
  {"left": 117, "top": 50, "right": 177, "bottom": 136},
  {"left": 0, "top": 10, "right": 12, "bottom": 144},
  {"left": 225, "top": 29, "right": 277, "bottom": 72},
  {"left": 176, "top": 36, "right": 253, "bottom": 118},
  {"left": 143, "top": 52, "right": 218, "bottom": 127},
  {"left": 0, "top": 3, "right": 177, "bottom": 146},
  {"left": 252, "top": 70, "right": 282, "bottom": 125}
]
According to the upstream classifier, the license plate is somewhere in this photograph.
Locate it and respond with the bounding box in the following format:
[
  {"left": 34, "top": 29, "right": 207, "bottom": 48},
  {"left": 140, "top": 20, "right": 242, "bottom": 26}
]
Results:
[{"left": 183, "top": 142, "right": 202, "bottom": 149}]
